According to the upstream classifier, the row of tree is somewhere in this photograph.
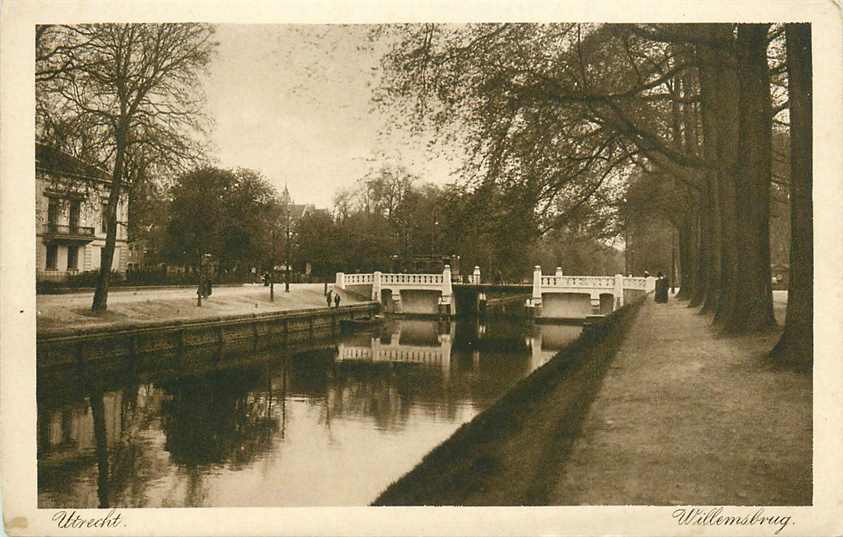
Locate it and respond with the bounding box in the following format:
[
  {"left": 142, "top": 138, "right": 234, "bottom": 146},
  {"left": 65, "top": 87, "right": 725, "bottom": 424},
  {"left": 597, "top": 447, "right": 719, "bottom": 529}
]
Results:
[
  {"left": 292, "top": 163, "right": 624, "bottom": 281},
  {"left": 373, "top": 23, "right": 812, "bottom": 365}
]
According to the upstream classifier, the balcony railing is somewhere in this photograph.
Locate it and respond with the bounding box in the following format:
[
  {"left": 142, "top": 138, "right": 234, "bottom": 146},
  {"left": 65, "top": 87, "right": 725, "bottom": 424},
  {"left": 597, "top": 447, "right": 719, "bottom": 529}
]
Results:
[{"left": 42, "top": 223, "right": 95, "bottom": 239}]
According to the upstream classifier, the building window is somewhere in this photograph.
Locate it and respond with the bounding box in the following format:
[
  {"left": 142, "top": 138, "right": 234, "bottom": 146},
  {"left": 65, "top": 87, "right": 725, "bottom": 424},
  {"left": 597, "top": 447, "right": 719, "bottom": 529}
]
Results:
[
  {"left": 69, "top": 200, "right": 81, "bottom": 232},
  {"left": 101, "top": 203, "right": 108, "bottom": 233},
  {"left": 67, "top": 245, "right": 78, "bottom": 270},
  {"left": 46, "top": 244, "right": 58, "bottom": 269},
  {"left": 47, "top": 198, "right": 60, "bottom": 230}
]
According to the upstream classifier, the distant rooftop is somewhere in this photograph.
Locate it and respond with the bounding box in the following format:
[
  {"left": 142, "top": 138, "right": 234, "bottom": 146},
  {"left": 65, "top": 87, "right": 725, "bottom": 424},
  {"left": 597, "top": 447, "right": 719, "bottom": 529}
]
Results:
[
  {"left": 35, "top": 142, "right": 111, "bottom": 182},
  {"left": 288, "top": 203, "right": 316, "bottom": 220}
]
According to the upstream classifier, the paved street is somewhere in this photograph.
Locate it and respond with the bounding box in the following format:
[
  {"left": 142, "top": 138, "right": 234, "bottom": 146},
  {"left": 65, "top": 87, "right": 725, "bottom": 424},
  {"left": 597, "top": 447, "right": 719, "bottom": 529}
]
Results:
[{"left": 37, "top": 283, "right": 368, "bottom": 335}]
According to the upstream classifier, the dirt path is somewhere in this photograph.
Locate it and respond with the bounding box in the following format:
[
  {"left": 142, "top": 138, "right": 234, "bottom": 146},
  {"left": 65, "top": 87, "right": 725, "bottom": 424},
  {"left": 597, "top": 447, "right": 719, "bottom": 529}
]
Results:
[{"left": 550, "top": 295, "right": 811, "bottom": 505}]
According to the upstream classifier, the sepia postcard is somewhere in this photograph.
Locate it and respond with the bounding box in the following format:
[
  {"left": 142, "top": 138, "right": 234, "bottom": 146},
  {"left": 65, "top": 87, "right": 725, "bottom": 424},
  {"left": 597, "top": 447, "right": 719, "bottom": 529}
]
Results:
[{"left": 2, "top": 0, "right": 842, "bottom": 535}]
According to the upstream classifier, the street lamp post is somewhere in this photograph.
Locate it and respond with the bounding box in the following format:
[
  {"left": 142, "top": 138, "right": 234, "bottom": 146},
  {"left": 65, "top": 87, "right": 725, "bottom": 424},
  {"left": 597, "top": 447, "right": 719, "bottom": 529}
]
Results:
[
  {"left": 270, "top": 229, "right": 276, "bottom": 302},
  {"left": 196, "top": 252, "right": 211, "bottom": 307},
  {"left": 197, "top": 252, "right": 204, "bottom": 307},
  {"left": 284, "top": 210, "right": 291, "bottom": 293},
  {"left": 671, "top": 227, "right": 677, "bottom": 294},
  {"left": 431, "top": 209, "right": 438, "bottom": 256}
]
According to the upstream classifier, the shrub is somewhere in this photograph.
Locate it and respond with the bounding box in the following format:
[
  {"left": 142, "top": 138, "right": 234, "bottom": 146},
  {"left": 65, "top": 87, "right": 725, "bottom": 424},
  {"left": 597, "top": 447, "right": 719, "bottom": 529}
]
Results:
[{"left": 66, "top": 270, "right": 124, "bottom": 287}]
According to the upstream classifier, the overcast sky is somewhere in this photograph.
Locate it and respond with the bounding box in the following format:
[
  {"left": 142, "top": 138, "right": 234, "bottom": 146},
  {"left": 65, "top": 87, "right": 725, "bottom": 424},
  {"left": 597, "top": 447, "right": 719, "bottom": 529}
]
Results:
[{"left": 202, "top": 24, "right": 458, "bottom": 208}]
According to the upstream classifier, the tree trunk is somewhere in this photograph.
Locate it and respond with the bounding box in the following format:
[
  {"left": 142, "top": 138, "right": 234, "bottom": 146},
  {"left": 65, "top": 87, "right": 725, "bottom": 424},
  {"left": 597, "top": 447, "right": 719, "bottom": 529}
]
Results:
[
  {"left": 91, "top": 124, "right": 127, "bottom": 312},
  {"left": 726, "top": 24, "right": 776, "bottom": 333},
  {"left": 676, "top": 217, "right": 692, "bottom": 299},
  {"left": 696, "top": 29, "right": 726, "bottom": 313},
  {"left": 772, "top": 23, "right": 813, "bottom": 365},
  {"left": 686, "top": 204, "right": 700, "bottom": 300},
  {"left": 711, "top": 30, "right": 741, "bottom": 328},
  {"left": 681, "top": 62, "right": 710, "bottom": 309},
  {"left": 670, "top": 62, "right": 694, "bottom": 300},
  {"left": 689, "top": 188, "right": 711, "bottom": 308}
]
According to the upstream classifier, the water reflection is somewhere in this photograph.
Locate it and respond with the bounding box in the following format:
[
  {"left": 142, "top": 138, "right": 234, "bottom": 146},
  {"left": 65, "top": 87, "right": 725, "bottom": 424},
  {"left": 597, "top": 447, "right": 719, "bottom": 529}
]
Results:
[{"left": 37, "top": 318, "right": 581, "bottom": 507}]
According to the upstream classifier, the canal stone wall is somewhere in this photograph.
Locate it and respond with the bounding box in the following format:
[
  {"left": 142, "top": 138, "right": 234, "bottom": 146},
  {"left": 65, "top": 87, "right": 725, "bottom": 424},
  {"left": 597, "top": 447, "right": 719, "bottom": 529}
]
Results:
[
  {"left": 38, "top": 334, "right": 342, "bottom": 407},
  {"left": 37, "top": 303, "right": 379, "bottom": 372}
]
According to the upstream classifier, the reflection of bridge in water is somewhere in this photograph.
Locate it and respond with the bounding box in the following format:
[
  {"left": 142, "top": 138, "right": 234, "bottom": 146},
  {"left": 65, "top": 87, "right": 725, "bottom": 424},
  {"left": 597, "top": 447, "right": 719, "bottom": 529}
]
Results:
[
  {"left": 336, "top": 319, "right": 583, "bottom": 378},
  {"left": 336, "top": 320, "right": 453, "bottom": 375}
]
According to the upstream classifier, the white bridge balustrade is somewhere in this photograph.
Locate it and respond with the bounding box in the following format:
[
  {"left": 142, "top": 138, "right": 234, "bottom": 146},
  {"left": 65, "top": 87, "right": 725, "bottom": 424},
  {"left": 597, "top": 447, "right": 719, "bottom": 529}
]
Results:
[
  {"left": 529, "top": 266, "right": 656, "bottom": 319},
  {"left": 337, "top": 265, "right": 456, "bottom": 315},
  {"left": 336, "top": 265, "right": 655, "bottom": 319},
  {"left": 339, "top": 273, "right": 373, "bottom": 286}
]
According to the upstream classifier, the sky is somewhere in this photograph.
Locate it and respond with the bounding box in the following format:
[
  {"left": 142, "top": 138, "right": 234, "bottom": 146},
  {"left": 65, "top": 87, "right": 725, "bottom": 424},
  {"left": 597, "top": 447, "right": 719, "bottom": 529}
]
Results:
[{"left": 202, "top": 24, "right": 458, "bottom": 209}]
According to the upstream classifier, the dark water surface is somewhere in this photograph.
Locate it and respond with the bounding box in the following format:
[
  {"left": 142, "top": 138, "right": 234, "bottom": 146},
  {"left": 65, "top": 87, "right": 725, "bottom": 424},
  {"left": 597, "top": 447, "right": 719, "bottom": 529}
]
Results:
[{"left": 37, "top": 318, "right": 580, "bottom": 507}]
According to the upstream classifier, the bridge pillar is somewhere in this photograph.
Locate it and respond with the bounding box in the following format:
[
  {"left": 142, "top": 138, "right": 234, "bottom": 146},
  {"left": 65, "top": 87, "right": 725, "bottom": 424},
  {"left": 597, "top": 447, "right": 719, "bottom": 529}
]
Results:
[
  {"left": 532, "top": 265, "right": 543, "bottom": 304},
  {"left": 443, "top": 265, "right": 453, "bottom": 297},
  {"left": 645, "top": 276, "right": 657, "bottom": 293},
  {"left": 440, "top": 265, "right": 454, "bottom": 316},
  {"left": 472, "top": 265, "right": 481, "bottom": 285},
  {"left": 372, "top": 271, "right": 382, "bottom": 301},
  {"left": 614, "top": 274, "right": 624, "bottom": 310},
  {"left": 336, "top": 272, "right": 345, "bottom": 290},
  {"left": 555, "top": 266, "right": 563, "bottom": 278},
  {"left": 528, "top": 265, "right": 543, "bottom": 318}
]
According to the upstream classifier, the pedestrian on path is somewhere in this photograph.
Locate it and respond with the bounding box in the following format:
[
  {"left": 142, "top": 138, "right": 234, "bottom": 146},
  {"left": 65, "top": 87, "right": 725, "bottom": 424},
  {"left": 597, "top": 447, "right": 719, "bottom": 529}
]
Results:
[
  {"left": 655, "top": 272, "right": 669, "bottom": 303},
  {"left": 326, "top": 289, "right": 333, "bottom": 308},
  {"left": 334, "top": 293, "right": 341, "bottom": 308}
]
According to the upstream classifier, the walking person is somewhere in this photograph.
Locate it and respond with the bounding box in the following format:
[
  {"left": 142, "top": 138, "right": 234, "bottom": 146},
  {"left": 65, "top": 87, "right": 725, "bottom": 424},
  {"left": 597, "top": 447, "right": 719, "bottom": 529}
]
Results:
[
  {"left": 334, "top": 292, "right": 341, "bottom": 308},
  {"left": 655, "top": 272, "right": 669, "bottom": 303},
  {"left": 326, "top": 289, "right": 333, "bottom": 308}
]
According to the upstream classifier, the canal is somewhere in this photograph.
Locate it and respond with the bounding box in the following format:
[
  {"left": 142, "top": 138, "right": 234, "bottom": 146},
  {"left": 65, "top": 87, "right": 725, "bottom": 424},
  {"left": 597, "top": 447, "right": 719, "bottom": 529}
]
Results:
[{"left": 37, "top": 317, "right": 581, "bottom": 507}]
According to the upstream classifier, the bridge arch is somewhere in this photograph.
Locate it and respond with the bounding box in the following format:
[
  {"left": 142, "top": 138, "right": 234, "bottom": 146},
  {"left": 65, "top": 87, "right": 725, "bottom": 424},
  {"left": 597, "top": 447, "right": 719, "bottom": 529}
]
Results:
[{"left": 399, "top": 289, "right": 442, "bottom": 315}]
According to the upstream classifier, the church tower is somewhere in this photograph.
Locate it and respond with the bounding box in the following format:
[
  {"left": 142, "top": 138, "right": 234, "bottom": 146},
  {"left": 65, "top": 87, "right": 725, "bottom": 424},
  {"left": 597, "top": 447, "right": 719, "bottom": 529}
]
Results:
[{"left": 281, "top": 182, "right": 292, "bottom": 208}]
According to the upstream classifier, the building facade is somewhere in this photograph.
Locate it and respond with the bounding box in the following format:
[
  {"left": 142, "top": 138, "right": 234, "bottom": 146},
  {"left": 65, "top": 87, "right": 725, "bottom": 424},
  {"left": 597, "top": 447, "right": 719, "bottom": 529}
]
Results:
[{"left": 35, "top": 143, "right": 129, "bottom": 282}]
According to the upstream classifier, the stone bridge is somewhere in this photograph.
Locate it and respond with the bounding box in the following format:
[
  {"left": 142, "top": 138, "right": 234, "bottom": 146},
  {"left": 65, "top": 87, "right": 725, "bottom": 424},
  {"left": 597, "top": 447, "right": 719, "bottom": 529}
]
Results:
[
  {"left": 336, "top": 266, "right": 456, "bottom": 315},
  {"left": 529, "top": 266, "right": 655, "bottom": 320},
  {"left": 336, "top": 265, "right": 655, "bottom": 319}
]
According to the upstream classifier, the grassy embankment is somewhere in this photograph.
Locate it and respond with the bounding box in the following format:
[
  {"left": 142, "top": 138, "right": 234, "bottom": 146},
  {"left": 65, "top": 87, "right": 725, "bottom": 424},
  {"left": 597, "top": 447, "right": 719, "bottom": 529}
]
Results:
[{"left": 373, "top": 297, "right": 646, "bottom": 506}]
